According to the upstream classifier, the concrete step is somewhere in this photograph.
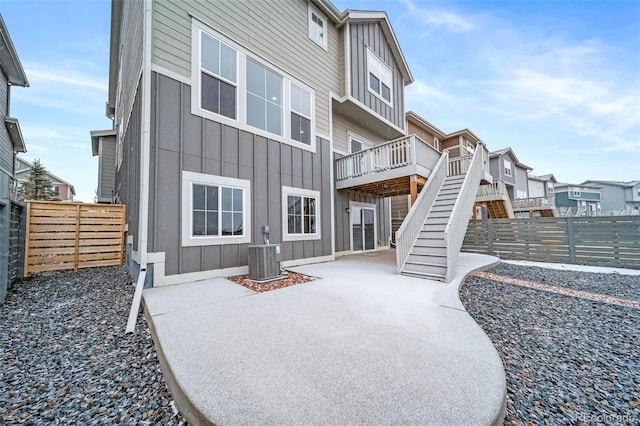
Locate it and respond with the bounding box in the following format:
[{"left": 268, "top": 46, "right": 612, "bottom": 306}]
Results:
[{"left": 411, "top": 245, "right": 446, "bottom": 256}]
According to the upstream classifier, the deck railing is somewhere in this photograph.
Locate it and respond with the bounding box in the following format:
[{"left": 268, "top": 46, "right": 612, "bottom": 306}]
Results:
[
  {"left": 335, "top": 135, "right": 440, "bottom": 181},
  {"left": 396, "top": 151, "right": 449, "bottom": 273},
  {"left": 512, "top": 196, "right": 555, "bottom": 210},
  {"left": 447, "top": 154, "right": 473, "bottom": 176},
  {"left": 476, "top": 180, "right": 509, "bottom": 200}
]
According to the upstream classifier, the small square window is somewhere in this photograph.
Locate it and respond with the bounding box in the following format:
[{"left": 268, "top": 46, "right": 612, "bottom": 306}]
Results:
[{"left": 309, "top": 6, "right": 327, "bottom": 49}]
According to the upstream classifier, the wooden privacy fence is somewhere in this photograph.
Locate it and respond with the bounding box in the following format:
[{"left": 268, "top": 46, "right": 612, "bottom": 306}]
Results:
[
  {"left": 24, "top": 201, "right": 126, "bottom": 276},
  {"left": 462, "top": 216, "right": 640, "bottom": 269}
]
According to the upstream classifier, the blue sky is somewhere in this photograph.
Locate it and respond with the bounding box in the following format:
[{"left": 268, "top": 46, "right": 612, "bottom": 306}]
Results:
[{"left": 1, "top": 0, "right": 638, "bottom": 202}]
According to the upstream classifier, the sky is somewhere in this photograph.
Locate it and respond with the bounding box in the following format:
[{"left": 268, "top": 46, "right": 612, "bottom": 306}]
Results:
[{"left": 0, "top": 0, "right": 639, "bottom": 202}]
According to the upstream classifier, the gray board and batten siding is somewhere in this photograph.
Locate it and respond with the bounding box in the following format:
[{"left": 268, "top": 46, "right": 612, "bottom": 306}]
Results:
[
  {"left": 152, "top": 0, "right": 342, "bottom": 138},
  {"left": 148, "top": 73, "right": 332, "bottom": 276},
  {"left": 0, "top": 71, "right": 13, "bottom": 181},
  {"left": 99, "top": 137, "right": 117, "bottom": 201},
  {"left": 115, "top": 77, "right": 142, "bottom": 248},
  {"left": 462, "top": 217, "right": 640, "bottom": 270},
  {"left": 348, "top": 21, "right": 405, "bottom": 131}
]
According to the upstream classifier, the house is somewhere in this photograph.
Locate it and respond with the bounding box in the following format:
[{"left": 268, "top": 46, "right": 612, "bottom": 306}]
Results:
[
  {"left": 554, "top": 182, "right": 602, "bottom": 216},
  {"left": 475, "top": 147, "right": 532, "bottom": 218},
  {"left": 581, "top": 180, "right": 640, "bottom": 216},
  {"left": 515, "top": 173, "right": 558, "bottom": 218},
  {"left": 0, "top": 13, "right": 29, "bottom": 301},
  {"left": 97, "top": 0, "right": 489, "bottom": 289},
  {"left": 15, "top": 157, "right": 76, "bottom": 202},
  {"left": 90, "top": 129, "right": 117, "bottom": 203}
]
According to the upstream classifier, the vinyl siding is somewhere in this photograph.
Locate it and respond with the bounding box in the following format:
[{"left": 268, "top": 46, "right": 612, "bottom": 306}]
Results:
[
  {"left": 0, "top": 71, "right": 13, "bottom": 180},
  {"left": 348, "top": 22, "right": 404, "bottom": 130},
  {"left": 514, "top": 166, "right": 529, "bottom": 198},
  {"left": 407, "top": 121, "right": 436, "bottom": 148},
  {"left": 148, "top": 73, "right": 332, "bottom": 276},
  {"left": 332, "top": 111, "right": 388, "bottom": 154},
  {"left": 151, "top": 0, "right": 342, "bottom": 138},
  {"left": 117, "top": 0, "right": 144, "bottom": 129},
  {"left": 99, "top": 137, "right": 117, "bottom": 200},
  {"left": 115, "top": 77, "right": 143, "bottom": 248}
]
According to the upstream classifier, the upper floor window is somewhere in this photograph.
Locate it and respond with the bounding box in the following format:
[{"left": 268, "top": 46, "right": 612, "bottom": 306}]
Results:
[
  {"left": 247, "top": 58, "right": 283, "bottom": 136},
  {"left": 193, "top": 22, "right": 316, "bottom": 151},
  {"left": 547, "top": 183, "right": 554, "bottom": 193},
  {"left": 503, "top": 160, "right": 512, "bottom": 176},
  {"left": 291, "top": 83, "right": 312, "bottom": 145},
  {"left": 433, "top": 137, "right": 440, "bottom": 151},
  {"left": 572, "top": 190, "right": 581, "bottom": 197},
  {"left": 308, "top": 5, "right": 327, "bottom": 50},
  {"left": 367, "top": 48, "right": 392, "bottom": 105},
  {"left": 200, "top": 32, "right": 237, "bottom": 120}
]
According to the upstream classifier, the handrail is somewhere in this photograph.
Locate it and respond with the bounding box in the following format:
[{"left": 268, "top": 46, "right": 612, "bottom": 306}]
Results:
[
  {"left": 335, "top": 135, "right": 440, "bottom": 181},
  {"left": 512, "top": 195, "right": 555, "bottom": 209},
  {"left": 396, "top": 151, "right": 449, "bottom": 273},
  {"left": 443, "top": 146, "right": 484, "bottom": 282},
  {"left": 476, "top": 180, "right": 509, "bottom": 199}
]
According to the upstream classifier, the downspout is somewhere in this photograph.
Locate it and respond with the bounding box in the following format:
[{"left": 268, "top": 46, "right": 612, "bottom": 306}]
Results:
[{"left": 126, "top": 0, "right": 153, "bottom": 333}]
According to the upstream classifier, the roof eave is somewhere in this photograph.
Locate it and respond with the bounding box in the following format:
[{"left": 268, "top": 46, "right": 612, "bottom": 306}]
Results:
[
  {"left": 106, "top": 0, "right": 123, "bottom": 115},
  {"left": 0, "top": 15, "right": 29, "bottom": 87},
  {"left": 406, "top": 111, "right": 446, "bottom": 138},
  {"left": 90, "top": 129, "right": 117, "bottom": 156},
  {"left": 5, "top": 117, "right": 26, "bottom": 153}
]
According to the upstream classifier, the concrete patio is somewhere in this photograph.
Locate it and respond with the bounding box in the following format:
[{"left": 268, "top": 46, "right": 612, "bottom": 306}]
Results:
[{"left": 142, "top": 251, "right": 505, "bottom": 425}]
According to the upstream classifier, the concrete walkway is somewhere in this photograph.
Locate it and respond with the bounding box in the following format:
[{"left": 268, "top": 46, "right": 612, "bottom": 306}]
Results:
[{"left": 142, "top": 251, "right": 505, "bottom": 425}]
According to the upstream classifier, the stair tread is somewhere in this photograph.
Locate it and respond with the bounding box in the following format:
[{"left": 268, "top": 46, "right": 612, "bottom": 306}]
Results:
[
  {"left": 405, "top": 260, "right": 447, "bottom": 267},
  {"left": 401, "top": 271, "right": 446, "bottom": 281}
]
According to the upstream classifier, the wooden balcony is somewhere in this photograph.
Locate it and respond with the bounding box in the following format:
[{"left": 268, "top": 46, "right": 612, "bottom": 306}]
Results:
[
  {"left": 513, "top": 196, "right": 555, "bottom": 211},
  {"left": 335, "top": 135, "right": 441, "bottom": 197},
  {"left": 475, "top": 181, "right": 514, "bottom": 218}
]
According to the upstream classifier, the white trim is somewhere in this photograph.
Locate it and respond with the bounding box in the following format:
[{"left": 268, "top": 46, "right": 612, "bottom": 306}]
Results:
[
  {"left": 160, "top": 266, "right": 250, "bottom": 287},
  {"left": 334, "top": 93, "right": 406, "bottom": 135},
  {"left": 289, "top": 81, "right": 315, "bottom": 146},
  {"left": 347, "top": 130, "right": 374, "bottom": 152},
  {"left": 332, "top": 147, "right": 348, "bottom": 156},
  {"left": 181, "top": 171, "right": 252, "bottom": 246},
  {"left": 344, "top": 25, "right": 351, "bottom": 97},
  {"left": 282, "top": 186, "right": 321, "bottom": 241},
  {"left": 335, "top": 250, "right": 351, "bottom": 258},
  {"left": 151, "top": 63, "right": 191, "bottom": 85},
  {"left": 329, "top": 92, "right": 337, "bottom": 259},
  {"left": 316, "top": 132, "right": 331, "bottom": 141},
  {"left": 308, "top": 3, "right": 328, "bottom": 51},
  {"left": 138, "top": 0, "right": 152, "bottom": 267},
  {"left": 281, "top": 254, "right": 333, "bottom": 268},
  {"left": 366, "top": 47, "right": 393, "bottom": 107},
  {"left": 190, "top": 19, "right": 317, "bottom": 154}
]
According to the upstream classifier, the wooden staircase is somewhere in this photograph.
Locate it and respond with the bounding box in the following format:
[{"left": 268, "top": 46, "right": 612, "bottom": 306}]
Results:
[
  {"left": 483, "top": 199, "right": 511, "bottom": 218},
  {"left": 401, "top": 175, "right": 465, "bottom": 280}
]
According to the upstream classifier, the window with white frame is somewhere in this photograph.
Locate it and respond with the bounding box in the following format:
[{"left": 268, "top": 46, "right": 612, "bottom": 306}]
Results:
[
  {"left": 282, "top": 186, "right": 320, "bottom": 241},
  {"left": 181, "top": 171, "right": 251, "bottom": 246},
  {"left": 367, "top": 48, "right": 392, "bottom": 104},
  {"left": 503, "top": 160, "right": 512, "bottom": 176},
  {"left": 247, "top": 58, "right": 283, "bottom": 135},
  {"left": 290, "top": 82, "right": 312, "bottom": 145},
  {"left": 308, "top": 5, "right": 327, "bottom": 49},
  {"left": 434, "top": 137, "right": 440, "bottom": 151},
  {"left": 193, "top": 23, "right": 315, "bottom": 149},
  {"left": 200, "top": 32, "right": 237, "bottom": 119},
  {"left": 547, "top": 183, "right": 554, "bottom": 193},
  {"left": 572, "top": 190, "right": 581, "bottom": 197}
]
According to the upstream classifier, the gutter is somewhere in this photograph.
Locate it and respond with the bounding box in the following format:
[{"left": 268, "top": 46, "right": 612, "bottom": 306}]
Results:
[{"left": 126, "top": 0, "right": 153, "bottom": 334}]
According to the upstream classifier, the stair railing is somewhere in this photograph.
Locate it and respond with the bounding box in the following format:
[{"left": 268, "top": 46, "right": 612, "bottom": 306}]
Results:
[
  {"left": 396, "top": 151, "right": 449, "bottom": 273},
  {"left": 443, "top": 146, "right": 483, "bottom": 282}
]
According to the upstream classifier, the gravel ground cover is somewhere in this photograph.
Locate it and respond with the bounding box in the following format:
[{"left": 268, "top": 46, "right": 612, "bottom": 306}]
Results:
[
  {"left": 228, "top": 270, "right": 316, "bottom": 293},
  {"left": 460, "top": 263, "right": 640, "bottom": 425},
  {"left": 0, "top": 266, "right": 186, "bottom": 425}
]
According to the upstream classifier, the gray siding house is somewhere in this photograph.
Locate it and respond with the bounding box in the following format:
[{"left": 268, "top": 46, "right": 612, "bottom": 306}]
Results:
[
  {"left": 15, "top": 157, "right": 76, "bottom": 202},
  {"left": 99, "top": 0, "right": 419, "bottom": 287},
  {"left": 0, "top": 14, "right": 29, "bottom": 302},
  {"left": 581, "top": 180, "right": 640, "bottom": 215},
  {"left": 554, "top": 182, "right": 602, "bottom": 216}
]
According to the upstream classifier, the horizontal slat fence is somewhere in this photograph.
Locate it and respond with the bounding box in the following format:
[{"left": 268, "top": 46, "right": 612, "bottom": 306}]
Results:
[
  {"left": 25, "top": 201, "right": 126, "bottom": 276},
  {"left": 462, "top": 216, "right": 640, "bottom": 269}
]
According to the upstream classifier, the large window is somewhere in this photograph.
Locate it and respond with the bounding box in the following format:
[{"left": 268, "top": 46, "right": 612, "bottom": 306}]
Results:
[
  {"left": 200, "top": 32, "right": 237, "bottom": 119},
  {"left": 247, "top": 58, "right": 283, "bottom": 135},
  {"left": 367, "top": 48, "right": 392, "bottom": 104},
  {"left": 182, "top": 171, "right": 251, "bottom": 246},
  {"left": 290, "top": 83, "right": 312, "bottom": 145},
  {"left": 282, "top": 186, "right": 320, "bottom": 241},
  {"left": 308, "top": 5, "right": 327, "bottom": 49},
  {"left": 193, "top": 23, "right": 316, "bottom": 150}
]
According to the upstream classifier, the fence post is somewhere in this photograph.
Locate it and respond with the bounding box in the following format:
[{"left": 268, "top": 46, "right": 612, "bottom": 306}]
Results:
[
  {"left": 23, "top": 202, "right": 31, "bottom": 277},
  {"left": 487, "top": 219, "right": 495, "bottom": 256},
  {"left": 16, "top": 203, "right": 26, "bottom": 280},
  {"left": 566, "top": 217, "right": 576, "bottom": 263},
  {"left": 73, "top": 204, "right": 81, "bottom": 272}
]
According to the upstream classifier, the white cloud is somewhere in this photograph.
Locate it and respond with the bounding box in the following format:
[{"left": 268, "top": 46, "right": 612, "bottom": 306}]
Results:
[
  {"left": 401, "top": 0, "right": 475, "bottom": 33},
  {"left": 26, "top": 68, "right": 107, "bottom": 91}
]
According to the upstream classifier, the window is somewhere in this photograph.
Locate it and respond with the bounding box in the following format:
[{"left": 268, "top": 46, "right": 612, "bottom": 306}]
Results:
[
  {"left": 290, "top": 83, "right": 312, "bottom": 145},
  {"left": 200, "top": 32, "right": 237, "bottom": 119},
  {"left": 182, "top": 171, "right": 251, "bottom": 246},
  {"left": 53, "top": 185, "right": 60, "bottom": 196},
  {"left": 308, "top": 5, "right": 327, "bottom": 49},
  {"left": 193, "top": 23, "right": 316, "bottom": 150},
  {"left": 434, "top": 137, "right": 440, "bottom": 151},
  {"left": 367, "top": 48, "right": 392, "bottom": 104},
  {"left": 547, "top": 183, "right": 554, "bottom": 193},
  {"left": 572, "top": 191, "right": 581, "bottom": 197},
  {"left": 503, "top": 160, "right": 512, "bottom": 176},
  {"left": 282, "top": 186, "right": 320, "bottom": 241},
  {"left": 246, "top": 58, "right": 283, "bottom": 135}
]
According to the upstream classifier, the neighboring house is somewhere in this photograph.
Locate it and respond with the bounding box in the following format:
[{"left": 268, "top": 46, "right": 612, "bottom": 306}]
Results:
[
  {"left": 554, "top": 182, "right": 602, "bottom": 216},
  {"left": 90, "top": 129, "right": 117, "bottom": 203},
  {"left": 475, "top": 147, "right": 532, "bottom": 218},
  {"left": 516, "top": 173, "right": 558, "bottom": 218},
  {"left": 15, "top": 157, "right": 76, "bottom": 202},
  {"left": 0, "top": 13, "right": 29, "bottom": 301},
  {"left": 96, "top": 0, "right": 487, "bottom": 289},
  {"left": 581, "top": 180, "right": 640, "bottom": 216}
]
